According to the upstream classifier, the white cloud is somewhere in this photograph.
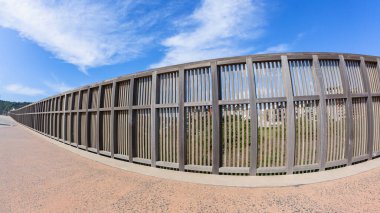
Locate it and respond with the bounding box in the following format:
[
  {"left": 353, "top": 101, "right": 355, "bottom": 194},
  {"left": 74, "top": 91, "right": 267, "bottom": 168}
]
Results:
[
  {"left": 151, "top": 0, "right": 264, "bottom": 68},
  {"left": 0, "top": 0, "right": 153, "bottom": 71},
  {"left": 258, "top": 43, "right": 289, "bottom": 54},
  {"left": 44, "top": 81, "right": 72, "bottom": 93},
  {"left": 5, "top": 84, "right": 45, "bottom": 96},
  {"left": 43, "top": 74, "right": 73, "bottom": 93}
]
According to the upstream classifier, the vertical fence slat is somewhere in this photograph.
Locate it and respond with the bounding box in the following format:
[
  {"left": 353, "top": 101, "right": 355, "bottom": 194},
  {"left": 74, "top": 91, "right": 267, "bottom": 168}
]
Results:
[
  {"left": 312, "top": 55, "right": 328, "bottom": 170},
  {"left": 70, "top": 95, "right": 73, "bottom": 144},
  {"left": 339, "top": 55, "right": 353, "bottom": 165},
  {"left": 179, "top": 67, "right": 185, "bottom": 171},
  {"left": 128, "top": 78, "right": 135, "bottom": 162},
  {"left": 281, "top": 55, "right": 295, "bottom": 174},
  {"left": 77, "top": 90, "right": 82, "bottom": 148},
  {"left": 211, "top": 61, "right": 220, "bottom": 174},
  {"left": 84, "top": 88, "right": 90, "bottom": 150},
  {"left": 110, "top": 81, "right": 117, "bottom": 158},
  {"left": 151, "top": 72, "right": 158, "bottom": 167},
  {"left": 247, "top": 57, "right": 257, "bottom": 175},
  {"left": 96, "top": 85, "right": 102, "bottom": 154},
  {"left": 361, "top": 57, "right": 374, "bottom": 159},
  {"left": 63, "top": 94, "right": 67, "bottom": 143}
]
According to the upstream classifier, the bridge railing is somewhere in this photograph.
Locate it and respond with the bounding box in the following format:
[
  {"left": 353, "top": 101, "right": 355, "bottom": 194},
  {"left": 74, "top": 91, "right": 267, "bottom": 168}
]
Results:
[{"left": 9, "top": 52, "right": 380, "bottom": 175}]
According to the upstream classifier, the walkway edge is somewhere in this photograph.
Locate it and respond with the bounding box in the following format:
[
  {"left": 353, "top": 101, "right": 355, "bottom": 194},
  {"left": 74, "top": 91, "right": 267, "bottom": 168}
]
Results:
[{"left": 18, "top": 123, "right": 380, "bottom": 188}]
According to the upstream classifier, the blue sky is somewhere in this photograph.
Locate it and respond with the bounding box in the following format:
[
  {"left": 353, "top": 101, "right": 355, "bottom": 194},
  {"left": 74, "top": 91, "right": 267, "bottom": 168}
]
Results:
[{"left": 0, "top": 0, "right": 379, "bottom": 102}]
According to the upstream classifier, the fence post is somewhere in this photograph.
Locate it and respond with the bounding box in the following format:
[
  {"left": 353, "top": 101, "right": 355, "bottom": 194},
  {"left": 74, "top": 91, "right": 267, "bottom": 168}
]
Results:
[
  {"left": 85, "top": 87, "right": 91, "bottom": 150},
  {"left": 69, "top": 93, "right": 74, "bottom": 144},
  {"left": 49, "top": 100, "right": 52, "bottom": 136},
  {"left": 77, "top": 91, "right": 82, "bottom": 148},
  {"left": 45, "top": 101, "right": 48, "bottom": 134},
  {"left": 46, "top": 101, "right": 49, "bottom": 134},
  {"left": 246, "top": 57, "right": 258, "bottom": 175},
  {"left": 211, "top": 60, "right": 221, "bottom": 174},
  {"left": 110, "top": 81, "right": 117, "bottom": 158},
  {"left": 54, "top": 98, "right": 58, "bottom": 138},
  {"left": 41, "top": 102, "right": 44, "bottom": 133},
  {"left": 55, "top": 100, "right": 59, "bottom": 139},
  {"left": 128, "top": 78, "right": 135, "bottom": 162},
  {"left": 63, "top": 94, "right": 67, "bottom": 143},
  {"left": 49, "top": 99, "right": 53, "bottom": 137},
  {"left": 178, "top": 66, "right": 186, "bottom": 171},
  {"left": 378, "top": 58, "right": 380, "bottom": 78},
  {"left": 151, "top": 71, "right": 159, "bottom": 167},
  {"left": 338, "top": 55, "right": 353, "bottom": 165},
  {"left": 44, "top": 101, "right": 47, "bottom": 134},
  {"left": 312, "top": 55, "right": 328, "bottom": 170},
  {"left": 281, "top": 55, "right": 295, "bottom": 174},
  {"left": 360, "top": 57, "right": 374, "bottom": 159},
  {"left": 51, "top": 98, "right": 55, "bottom": 138},
  {"left": 41, "top": 103, "right": 44, "bottom": 133},
  {"left": 96, "top": 85, "right": 103, "bottom": 154}
]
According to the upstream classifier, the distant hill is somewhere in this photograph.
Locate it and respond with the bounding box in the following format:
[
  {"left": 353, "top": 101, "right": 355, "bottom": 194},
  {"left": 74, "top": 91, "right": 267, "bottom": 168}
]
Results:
[{"left": 0, "top": 100, "right": 31, "bottom": 115}]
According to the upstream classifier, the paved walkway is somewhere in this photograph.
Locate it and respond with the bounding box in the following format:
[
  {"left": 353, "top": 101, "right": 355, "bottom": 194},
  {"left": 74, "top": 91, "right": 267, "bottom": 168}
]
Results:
[
  {"left": 1, "top": 117, "right": 380, "bottom": 212},
  {"left": 0, "top": 115, "right": 14, "bottom": 126}
]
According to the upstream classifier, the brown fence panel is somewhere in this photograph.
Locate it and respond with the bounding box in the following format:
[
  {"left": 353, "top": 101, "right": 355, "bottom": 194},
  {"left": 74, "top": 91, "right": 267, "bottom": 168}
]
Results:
[
  {"left": 9, "top": 53, "right": 380, "bottom": 176},
  {"left": 257, "top": 102, "right": 287, "bottom": 169},
  {"left": 326, "top": 99, "right": 346, "bottom": 163},
  {"left": 294, "top": 100, "right": 319, "bottom": 166}
]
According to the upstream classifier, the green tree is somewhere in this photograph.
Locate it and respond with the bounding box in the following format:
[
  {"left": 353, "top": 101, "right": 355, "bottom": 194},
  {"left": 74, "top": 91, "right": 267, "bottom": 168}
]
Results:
[{"left": 0, "top": 100, "right": 31, "bottom": 115}]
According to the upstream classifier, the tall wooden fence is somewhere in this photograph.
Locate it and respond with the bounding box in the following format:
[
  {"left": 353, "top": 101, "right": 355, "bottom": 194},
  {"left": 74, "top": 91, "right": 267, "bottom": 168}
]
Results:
[{"left": 9, "top": 53, "right": 380, "bottom": 175}]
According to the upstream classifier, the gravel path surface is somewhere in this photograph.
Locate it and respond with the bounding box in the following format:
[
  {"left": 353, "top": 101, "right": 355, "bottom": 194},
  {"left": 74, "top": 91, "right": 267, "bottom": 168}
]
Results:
[{"left": 1, "top": 120, "right": 380, "bottom": 212}]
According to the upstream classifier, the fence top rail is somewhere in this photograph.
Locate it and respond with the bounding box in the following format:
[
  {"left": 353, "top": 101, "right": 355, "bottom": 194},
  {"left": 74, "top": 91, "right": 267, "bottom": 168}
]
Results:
[{"left": 11, "top": 52, "right": 380, "bottom": 112}]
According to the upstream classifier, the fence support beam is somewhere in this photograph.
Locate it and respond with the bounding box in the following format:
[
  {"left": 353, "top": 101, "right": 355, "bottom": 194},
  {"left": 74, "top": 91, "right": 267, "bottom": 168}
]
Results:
[
  {"left": 96, "top": 85, "right": 103, "bottom": 154},
  {"left": 52, "top": 98, "right": 56, "bottom": 138},
  {"left": 151, "top": 71, "right": 159, "bottom": 167},
  {"left": 247, "top": 57, "right": 258, "bottom": 175},
  {"left": 211, "top": 60, "right": 221, "bottom": 174},
  {"left": 128, "top": 78, "right": 135, "bottom": 162},
  {"left": 360, "top": 57, "right": 374, "bottom": 159},
  {"left": 69, "top": 93, "right": 74, "bottom": 144},
  {"left": 338, "top": 55, "right": 353, "bottom": 165},
  {"left": 378, "top": 58, "right": 380, "bottom": 79},
  {"left": 41, "top": 102, "right": 44, "bottom": 134},
  {"left": 281, "top": 55, "right": 295, "bottom": 174},
  {"left": 77, "top": 91, "right": 83, "bottom": 148},
  {"left": 63, "top": 94, "right": 67, "bottom": 144},
  {"left": 85, "top": 87, "right": 90, "bottom": 150},
  {"left": 49, "top": 100, "right": 53, "bottom": 137},
  {"left": 312, "top": 55, "right": 328, "bottom": 170},
  {"left": 110, "top": 81, "right": 117, "bottom": 158},
  {"left": 55, "top": 98, "right": 59, "bottom": 138},
  {"left": 178, "top": 66, "right": 186, "bottom": 171}
]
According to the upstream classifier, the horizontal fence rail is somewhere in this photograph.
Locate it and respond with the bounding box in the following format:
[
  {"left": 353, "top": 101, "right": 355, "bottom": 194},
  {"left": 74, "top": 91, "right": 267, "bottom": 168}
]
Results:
[{"left": 9, "top": 52, "right": 380, "bottom": 175}]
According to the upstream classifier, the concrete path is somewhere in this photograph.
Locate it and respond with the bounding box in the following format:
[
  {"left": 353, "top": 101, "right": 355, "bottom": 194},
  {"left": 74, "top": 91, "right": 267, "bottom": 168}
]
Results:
[
  {"left": 0, "top": 115, "right": 15, "bottom": 127},
  {"left": 1, "top": 117, "right": 380, "bottom": 212}
]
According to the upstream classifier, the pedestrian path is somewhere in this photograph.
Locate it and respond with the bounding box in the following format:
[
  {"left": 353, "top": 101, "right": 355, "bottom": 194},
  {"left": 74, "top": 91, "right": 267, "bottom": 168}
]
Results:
[{"left": 1, "top": 117, "right": 380, "bottom": 212}]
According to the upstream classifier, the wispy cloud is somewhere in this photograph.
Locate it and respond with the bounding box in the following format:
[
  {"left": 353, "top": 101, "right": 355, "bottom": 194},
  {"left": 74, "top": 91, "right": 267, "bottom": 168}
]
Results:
[
  {"left": 151, "top": 0, "right": 265, "bottom": 68},
  {"left": 0, "top": 0, "right": 156, "bottom": 72},
  {"left": 44, "top": 81, "right": 72, "bottom": 93},
  {"left": 4, "top": 84, "right": 45, "bottom": 96},
  {"left": 258, "top": 31, "right": 309, "bottom": 54},
  {"left": 258, "top": 43, "right": 289, "bottom": 54},
  {"left": 43, "top": 74, "right": 73, "bottom": 93}
]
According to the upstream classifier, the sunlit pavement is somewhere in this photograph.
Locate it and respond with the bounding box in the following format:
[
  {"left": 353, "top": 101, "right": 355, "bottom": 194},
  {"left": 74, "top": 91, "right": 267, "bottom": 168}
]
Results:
[{"left": 1, "top": 116, "right": 380, "bottom": 212}]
